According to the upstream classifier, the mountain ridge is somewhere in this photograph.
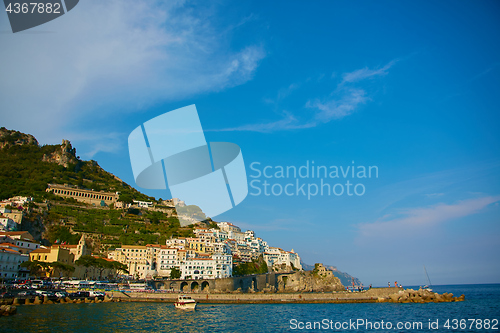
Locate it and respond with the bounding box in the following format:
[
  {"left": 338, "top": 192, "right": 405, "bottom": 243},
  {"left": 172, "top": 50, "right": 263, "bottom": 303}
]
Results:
[{"left": 0, "top": 127, "right": 150, "bottom": 202}]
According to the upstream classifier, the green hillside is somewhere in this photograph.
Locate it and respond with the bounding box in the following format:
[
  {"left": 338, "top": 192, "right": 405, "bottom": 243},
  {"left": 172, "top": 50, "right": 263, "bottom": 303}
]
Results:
[
  {"left": 0, "top": 127, "right": 151, "bottom": 202},
  {"left": 0, "top": 127, "right": 198, "bottom": 253}
]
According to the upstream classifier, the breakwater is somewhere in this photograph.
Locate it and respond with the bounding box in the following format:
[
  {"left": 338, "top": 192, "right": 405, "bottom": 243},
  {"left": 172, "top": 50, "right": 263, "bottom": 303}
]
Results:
[
  {"left": 107, "top": 287, "right": 465, "bottom": 304},
  {"left": 0, "top": 287, "right": 465, "bottom": 316},
  {"left": 0, "top": 294, "right": 118, "bottom": 316}
]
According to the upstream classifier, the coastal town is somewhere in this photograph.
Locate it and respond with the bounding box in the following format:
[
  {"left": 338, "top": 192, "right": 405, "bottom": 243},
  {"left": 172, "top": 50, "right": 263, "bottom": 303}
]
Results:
[
  {"left": 0, "top": 133, "right": 467, "bottom": 315},
  {"left": 0, "top": 0, "right": 494, "bottom": 328},
  {"left": 0, "top": 193, "right": 302, "bottom": 283}
]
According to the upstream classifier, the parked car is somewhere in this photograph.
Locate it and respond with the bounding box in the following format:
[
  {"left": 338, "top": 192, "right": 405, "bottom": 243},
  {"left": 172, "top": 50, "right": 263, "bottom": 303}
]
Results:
[
  {"left": 89, "top": 291, "right": 105, "bottom": 299},
  {"left": 18, "top": 290, "right": 37, "bottom": 297},
  {"left": 30, "top": 280, "right": 44, "bottom": 289},
  {"left": 69, "top": 291, "right": 90, "bottom": 299},
  {"left": 0, "top": 292, "right": 15, "bottom": 299},
  {"left": 35, "top": 290, "right": 56, "bottom": 298},
  {"left": 55, "top": 291, "right": 69, "bottom": 298},
  {"left": 18, "top": 284, "right": 34, "bottom": 289}
]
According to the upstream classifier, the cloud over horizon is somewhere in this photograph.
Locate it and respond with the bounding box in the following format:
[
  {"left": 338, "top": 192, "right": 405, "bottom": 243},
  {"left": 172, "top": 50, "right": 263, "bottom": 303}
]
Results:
[{"left": 357, "top": 195, "right": 500, "bottom": 240}]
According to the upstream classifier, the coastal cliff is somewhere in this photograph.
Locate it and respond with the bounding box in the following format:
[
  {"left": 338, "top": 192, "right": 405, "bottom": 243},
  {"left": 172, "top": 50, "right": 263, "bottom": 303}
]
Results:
[
  {"left": 41, "top": 139, "right": 78, "bottom": 168},
  {"left": 279, "top": 264, "right": 345, "bottom": 292}
]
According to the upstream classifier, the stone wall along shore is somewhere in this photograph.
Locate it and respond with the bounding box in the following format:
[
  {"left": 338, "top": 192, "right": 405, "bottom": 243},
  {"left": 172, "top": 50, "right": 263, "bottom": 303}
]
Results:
[
  {"left": 0, "top": 287, "right": 464, "bottom": 314},
  {"left": 0, "top": 294, "right": 118, "bottom": 316},
  {"left": 106, "top": 287, "right": 464, "bottom": 304}
]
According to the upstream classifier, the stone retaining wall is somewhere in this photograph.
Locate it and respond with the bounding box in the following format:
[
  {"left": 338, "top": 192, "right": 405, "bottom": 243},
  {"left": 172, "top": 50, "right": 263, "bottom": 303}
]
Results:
[
  {"left": 107, "top": 291, "right": 381, "bottom": 304},
  {"left": 107, "top": 287, "right": 465, "bottom": 304}
]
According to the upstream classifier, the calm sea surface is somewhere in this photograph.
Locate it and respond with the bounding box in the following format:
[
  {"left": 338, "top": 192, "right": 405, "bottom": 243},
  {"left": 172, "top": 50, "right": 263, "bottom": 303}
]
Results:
[{"left": 2, "top": 284, "right": 499, "bottom": 332}]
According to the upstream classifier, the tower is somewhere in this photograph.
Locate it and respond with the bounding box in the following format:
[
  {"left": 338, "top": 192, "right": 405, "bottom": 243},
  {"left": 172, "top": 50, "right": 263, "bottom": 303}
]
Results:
[{"left": 75, "top": 234, "right": 88, "bottom": 260}]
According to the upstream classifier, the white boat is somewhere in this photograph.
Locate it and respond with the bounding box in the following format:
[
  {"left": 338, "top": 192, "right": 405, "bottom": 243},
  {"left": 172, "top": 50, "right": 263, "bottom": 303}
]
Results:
[
  {"left": 174, "top": 295, "right": 196, "bottom": 310},
  {"left": 422, "top": 265, "right": 433, "bottom": 292}
]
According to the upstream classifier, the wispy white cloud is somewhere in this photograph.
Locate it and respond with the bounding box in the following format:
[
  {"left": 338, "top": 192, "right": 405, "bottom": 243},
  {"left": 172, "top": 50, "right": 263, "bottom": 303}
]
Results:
[
  {"left": 0, "top": 0, "right": 265, "bottom": 145},
  {"left": 340, "top": 60, "right": 397, "bottom": 84},
  {"left": 305, "top": 60, "right": 397, "bottom": 123},
  {"left": 211, "top": 111, "right": 315, "bottom": 133},
  {"left": 439, "top": 62, "right": 499, "bottom": 103},
  {"left": 306, "top": 88, "right": 368, "bottom": 123},
  {"left": 426, "top": 193, "right": 445, "bottom": 198},
  {"left": 357, "top": 195, "right": 500, "bottom": 239},
  {"left": 369, "top": 160, "right": 500, "bottom": 215},
  {"left": 75, "top": 132, "right": 125, "bottom": 159},
  {"left": 263, "top": 83, "right": 300, "bottom": 105},
  {"left": 214, "top": 60, "right": 396, "bottom": 132},
  {"left": 470, "top": 62, "right": 499, "bottom": 82}
]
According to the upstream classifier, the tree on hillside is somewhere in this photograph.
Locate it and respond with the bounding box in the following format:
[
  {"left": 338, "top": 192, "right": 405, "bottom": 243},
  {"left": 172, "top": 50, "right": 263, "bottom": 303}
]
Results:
[
  {"left": 119, "top": 193, "right": 138, "bottom": 204},
  {"left": 170, "top": 267, "right": 181, "bottom": 279},
  {"left": 233, "top": 255, "right": 269, "bottom": 276},
  {"left": 47, "top": 226, "right": 80, "bottom": 245}
]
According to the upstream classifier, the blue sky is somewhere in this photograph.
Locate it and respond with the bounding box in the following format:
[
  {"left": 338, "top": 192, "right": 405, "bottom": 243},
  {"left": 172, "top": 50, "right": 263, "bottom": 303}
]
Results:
[{"left": 1, "top": 0, "right": 499, "bottom": 286}]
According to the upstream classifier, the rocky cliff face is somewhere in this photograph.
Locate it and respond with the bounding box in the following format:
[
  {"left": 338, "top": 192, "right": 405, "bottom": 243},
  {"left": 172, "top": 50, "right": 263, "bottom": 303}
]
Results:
[
  {"left": 301, "top": 261, "right": 362, "bottom": 287},
  {"left": 0, "top": 127, "right": 38, "bottom": 149},
  {"left": 0, "top": 127, "right": 78, "bottom": 168},
  {"left": 368, "top": 287, "right": 465, "bottom": 303},
  {"left": 279, "top": 270, "right": 345, "bottom": 292},
  {"left": 41, "top": 139, "right": 79, "bottom": 167}
]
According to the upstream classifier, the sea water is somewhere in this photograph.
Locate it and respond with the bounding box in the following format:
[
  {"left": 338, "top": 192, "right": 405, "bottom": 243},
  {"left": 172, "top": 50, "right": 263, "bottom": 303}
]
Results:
[{"left": 2, "top": 284, "right": 499, "bottom": 332}]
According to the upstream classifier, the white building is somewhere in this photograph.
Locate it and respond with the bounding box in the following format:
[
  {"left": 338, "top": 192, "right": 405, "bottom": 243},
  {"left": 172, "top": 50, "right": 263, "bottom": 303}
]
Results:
[
  {"left": 228, "top": 230, "right": 245, "bottom": 242},
  {"left": 0, "top": 243, "right": 29, "bottom": 279},
  {"left": 133, "top": 200, "right": 153, "bottom": 208},
  {"left": 108, "top": 244, "right": 159, "bottom": 279},
  {"left": 193, "top": 229, "right": 216, "bottom": 244},
  {"left": 0, "top": 231, "right": 40, "bottom": 254},
  {"left": 165, "top": 237, "right": 187, "bottom": 249},
  {"left": 244, "top": 230, "right": 255, "bottom": 240},
  {"left": 105, "top": 221, "right": 302, "bottom": 280},
  {"left": 210, "top": 228, "right": 229, "bottom": 242},
  {"left": 264, "top": 247, "right": 302, "bottom": 270},
  {"left": 235, "top": 243, "right": 253, "bottom": 262},
  {"left": 0, "top": 217, "right": 17, "bottom": 231},
  {"left": 247, "top": 237, "right": 269, "bottom": 255},
  {"left": 156, "top": 247, "right": 179, "bottom": 277},
  {"left": 1, "top": 211, "right": 23, "bottom": 224},
  {"left": 7, "top": 237, "right": 40, "bottom": 254},
  {"left": 7, "top": 196, "right": 33, "bottom": 206},
  {"left": 213, "top": 242, "right": 231, "bottom": 255},
  {"left": 218, "top": 222, "right": 241, "bottom": 233},
  {"left": 180, "top": 254, "right": 232, "bottom": 280}
]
